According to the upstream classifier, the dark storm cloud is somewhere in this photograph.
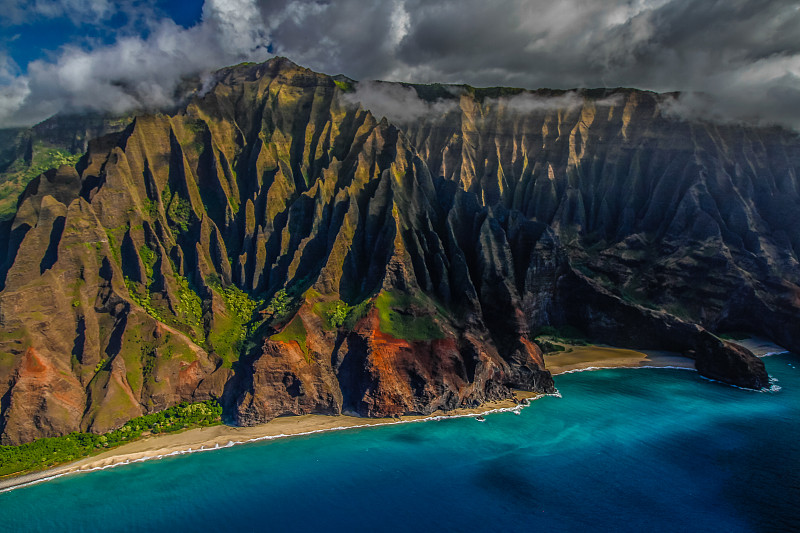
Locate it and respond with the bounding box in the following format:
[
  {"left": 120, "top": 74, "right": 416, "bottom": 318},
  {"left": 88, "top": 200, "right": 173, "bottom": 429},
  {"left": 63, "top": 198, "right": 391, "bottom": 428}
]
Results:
[
  {"left": 263, "top": 0, "right": 800, "bottom": 128},
  {"left": 2, "top": 0, "right": 799, "bottom": 130}
]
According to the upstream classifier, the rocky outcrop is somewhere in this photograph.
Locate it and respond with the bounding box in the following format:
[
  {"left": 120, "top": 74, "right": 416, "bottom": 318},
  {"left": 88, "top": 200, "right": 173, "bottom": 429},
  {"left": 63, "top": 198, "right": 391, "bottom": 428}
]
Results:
[
  {"left": 691, "top": 332, "right": 769, "bottom": 389},
  {"left": 553, "top": 268, "right": 769, "bottom": 387},
  {"left": 0, "top": 58, "right": 789, "bottom": 444}
]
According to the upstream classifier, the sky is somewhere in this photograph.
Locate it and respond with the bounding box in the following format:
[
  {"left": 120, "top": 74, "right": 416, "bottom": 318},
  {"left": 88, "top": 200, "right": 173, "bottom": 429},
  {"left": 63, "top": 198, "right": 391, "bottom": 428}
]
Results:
[{"left": 1, "top": 0, "right": 799, "bottom": 129}]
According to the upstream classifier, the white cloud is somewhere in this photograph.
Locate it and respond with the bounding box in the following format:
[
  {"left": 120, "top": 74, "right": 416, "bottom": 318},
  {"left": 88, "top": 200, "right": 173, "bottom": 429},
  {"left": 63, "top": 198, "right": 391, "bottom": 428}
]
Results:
[
  {"left": 2, "top": 0, "right": 800, "bottom": 130},
  {"left": 0, "top": 54, "right": 31, "bottom": 124},
  {"left": 342, "top": 80, "right": 458, "bottom": 123},
  {"left": 389, "top": 0, "right": 410, "bottom": 47},
  {"left": 492, "top": 92, "right": 584, "bottom": 114},
  {"left": 0, "top": 0, "right": 272, "bottom": 127}
]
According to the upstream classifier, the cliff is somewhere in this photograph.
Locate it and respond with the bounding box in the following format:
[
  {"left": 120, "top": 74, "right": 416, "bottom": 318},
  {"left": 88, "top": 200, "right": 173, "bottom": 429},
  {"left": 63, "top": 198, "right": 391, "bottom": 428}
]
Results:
[
  {"left": 0, "top": 114, "right": 134, "bottom": 220},
  {"left": 0, "top": 58, "right": 786, "bottom": 444},
  {"left": 400, "top": 85, "right": 800, "bottom": 356}
]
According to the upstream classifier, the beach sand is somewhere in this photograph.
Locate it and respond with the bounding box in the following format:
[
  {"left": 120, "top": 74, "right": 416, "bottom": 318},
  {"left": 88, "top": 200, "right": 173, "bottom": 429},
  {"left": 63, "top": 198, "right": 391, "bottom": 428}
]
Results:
[
  {"left": 545, "top": 345, "right": 695, "bottom": 375},
  {"left": 731, "top": 337, "right": 789, "bottom": 357},
  {"left": 0, "top": 342, "right": 720, "bottom": 493}
]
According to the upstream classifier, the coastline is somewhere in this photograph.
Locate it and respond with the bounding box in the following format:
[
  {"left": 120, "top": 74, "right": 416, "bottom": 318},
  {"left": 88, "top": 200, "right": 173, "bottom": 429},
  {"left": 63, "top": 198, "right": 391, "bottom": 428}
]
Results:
[
  {"left": 1, "top": 341, "right": 769, "bottom": 495},
  {"left": 731, "top": 337, "right": 789, "bottom": 357},
  {"left": 0, "top": 391, "right": 543, "bottom": 494},
  {"left": 545, "top": 345, "right": 695, "bottom": 375}
]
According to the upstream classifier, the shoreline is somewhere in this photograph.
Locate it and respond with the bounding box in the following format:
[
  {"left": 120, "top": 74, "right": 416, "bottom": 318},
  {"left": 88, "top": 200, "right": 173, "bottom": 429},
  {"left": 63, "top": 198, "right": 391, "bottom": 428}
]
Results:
[
  {"left": 545, "top": 345, "right": 695, "bottom": 375},
  {"left": 1, "top": 340, "right": 783, "bottom": 495},
  {"left": 730, "top": 337, "right": 789, "bottom": 358},
  {"left": 0, "top": 391, "right": 545, "bottom": 494}
]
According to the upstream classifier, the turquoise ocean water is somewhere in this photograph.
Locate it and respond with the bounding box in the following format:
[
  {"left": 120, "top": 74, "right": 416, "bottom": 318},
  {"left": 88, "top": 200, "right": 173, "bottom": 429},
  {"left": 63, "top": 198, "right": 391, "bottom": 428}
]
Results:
[{"left": 0, "top": 353, "right": 797, "bottom": 532}]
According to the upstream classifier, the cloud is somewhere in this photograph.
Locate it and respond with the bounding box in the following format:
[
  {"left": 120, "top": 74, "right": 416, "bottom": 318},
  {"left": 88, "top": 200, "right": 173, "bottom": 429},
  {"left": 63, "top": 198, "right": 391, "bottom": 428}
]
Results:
[
  {"left": 263, "top": 0, "right": 800, "bottom": 130},
  {"left": 342, "top": 81, "right": 459, "bottom": 123},
  {"left": 488, "top": 92, "right": 625, "bottom": 115},
  {"left": 491, "top": 92, "right": 584, "bottom": 114},
  {"left": 659, "top": 56, "right": 800, "bottom": 129},
  {"left": 343, "top": 82, "right": 629, "bottom": 128},
  {"left": 0, "top": 0, "right": 272, "bottom": 127},
  {"left": 277, "top": 0, "right": 800, "bottom": 130},
  {"left": 2, "top": 0, "right": 800, "bottom": 130},
  {"left": 0, "top": 54, "right": 30, "bottom": 124}
]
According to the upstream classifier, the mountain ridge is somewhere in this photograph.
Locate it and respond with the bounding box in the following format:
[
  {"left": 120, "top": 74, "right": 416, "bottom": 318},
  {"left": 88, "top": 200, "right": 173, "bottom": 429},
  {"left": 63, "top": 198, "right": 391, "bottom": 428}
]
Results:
[{"left": 0, "top": 57, "right": 789, "bottom": 445}]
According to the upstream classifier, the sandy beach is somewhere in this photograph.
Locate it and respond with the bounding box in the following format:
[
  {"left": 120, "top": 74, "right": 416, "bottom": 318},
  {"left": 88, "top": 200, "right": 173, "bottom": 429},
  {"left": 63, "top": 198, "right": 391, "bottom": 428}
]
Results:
[
  {"left": 545, "top": 345, "right": 695, "bottom": 375},
  {"left": 5, "top": 338, "right": 778, "bottom": 494},
  {"left": 731, "top": 337, "right": 789, "bottom": 357}
]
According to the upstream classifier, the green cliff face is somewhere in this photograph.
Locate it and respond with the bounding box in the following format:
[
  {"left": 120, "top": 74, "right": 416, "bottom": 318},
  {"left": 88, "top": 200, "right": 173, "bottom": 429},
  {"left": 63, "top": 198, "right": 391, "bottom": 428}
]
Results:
[
  {"left": 0, "top": 114, "right": 134, "bottom": 220},
  {"left": 0, "top": 58, "right": 787, "bottom": 445}
]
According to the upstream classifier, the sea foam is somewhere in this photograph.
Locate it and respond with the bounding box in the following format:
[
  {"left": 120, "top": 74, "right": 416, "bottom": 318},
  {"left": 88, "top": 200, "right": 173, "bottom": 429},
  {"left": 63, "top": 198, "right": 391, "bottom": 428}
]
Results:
[{"left": 556, "top": 365, "right": 695, "bottom": 376}]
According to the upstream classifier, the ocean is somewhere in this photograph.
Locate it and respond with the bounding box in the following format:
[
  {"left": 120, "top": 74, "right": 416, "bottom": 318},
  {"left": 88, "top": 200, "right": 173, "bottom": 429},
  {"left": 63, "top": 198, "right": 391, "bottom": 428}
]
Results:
[{"left": 1, "top": 353, "right": 797, "bottom": 532}]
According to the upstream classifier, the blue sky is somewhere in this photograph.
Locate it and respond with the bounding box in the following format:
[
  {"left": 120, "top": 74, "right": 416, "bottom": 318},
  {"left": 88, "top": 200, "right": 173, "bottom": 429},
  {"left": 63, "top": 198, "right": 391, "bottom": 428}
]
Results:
[
  {"left": 1, "top": 0, "right": 799, "bottom": 130},
  {"left": 4, "top": 1, "right": 205, "bottom": 72}
]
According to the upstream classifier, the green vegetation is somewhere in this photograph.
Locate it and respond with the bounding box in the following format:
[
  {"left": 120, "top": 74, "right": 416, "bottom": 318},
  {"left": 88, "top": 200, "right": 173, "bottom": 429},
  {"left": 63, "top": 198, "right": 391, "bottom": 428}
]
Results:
[
  {"left": 664, "top": 302, "right": 691, "bottom": 321},
  {"left": 374, "top": 291, "right": 443, "bottom": 341},
  {"left": 124, "top": 277, "right": 164, "bottom": 321},
  {"left": 126, "top": 270, "right": 265, "bottom": 368},
  {"left": 183, "top": 119, "right": 207, "bottom": 153},
  {"left": 104, "top": 229, "right": 122, "bottom": 264},
  {"left": 139, "top": 244, "right": 157, "bottom": 279},
  {"left": 228, "top": 196, "right": 240, "bottom": 215},
  {"left": 162, "top": 184, "right": 193, "bottom": 232},
  {"left": 142, "top": 346, "right": 157, "bottom": 377},
  {"left": 265, "top": 289, "right": 291, "bottom": 319},
  {"left": 534, "top": 325, "right": 589, "bottom": 346},
  {"left": 333, "top": 79, "right": 354, "bottom": 92},
  {"left": 175, "top": 275, "right": 203, "bottom": 332},
  {"left": 155, "top": 333, "right": 194, "bottom": 364},
  {"left": 0, "top": 143, "right": 83, "bottom": 220},
  {"left": 464, "top": 85, "right": 526, "bottom": 102},
  {"left": 271, "top": 316, "right": 309, "bottom": 358},
  {"left": 0, "top": 351, "right": 18, "bottom": 375},
  {"left": 342, "top": 298, "right": 372, "bottom": 330},
  {"left": 407, "top": 82, "right": 459, "bottom": 102},
  {"left": 311, "top": 299, "right": 354, "bottom": 330},
  {"left": 534, "top": 339, "right": 566, "bottom": 354},
  {"left": 206, "top": 313, "right": 244, "bottom": 368},
  {"left": 127, "top": 253, "right": 204, "bottom": 343},
  {"left": 327, "top": 301, "right": 351, "bottom": 328},
  {"left": 205, "top": 276, "right": 264, "bottom": 368},
  {"left": 118, "top": 330, "right": 156, "bottom": 394},
  {"left": 221, "top": 285, "right": 261, "bottom": 326},
  {"left": 169, "top": 196, "right": 192, "bottom": 232},
  {"left": 141, "top": 198, "right": 157, "bottom": 218},
  {"left": 719, "top": 331, "right": 751, "bottom": 341},
  {"left": 0, "top": 400, "right": 222, "bottom": 477}
]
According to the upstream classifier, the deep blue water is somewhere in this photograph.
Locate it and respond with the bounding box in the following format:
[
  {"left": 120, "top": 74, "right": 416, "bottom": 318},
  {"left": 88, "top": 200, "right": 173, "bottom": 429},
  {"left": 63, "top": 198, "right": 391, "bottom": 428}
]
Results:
[{"left": 1, "top": 354, "right": 797, "bottom": 532}]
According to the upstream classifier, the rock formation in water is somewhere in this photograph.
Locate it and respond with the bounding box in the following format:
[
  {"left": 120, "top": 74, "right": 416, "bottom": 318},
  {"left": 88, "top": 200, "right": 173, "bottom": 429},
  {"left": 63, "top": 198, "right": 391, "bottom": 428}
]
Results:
[{"left": 1, "top": 58, "right": 790, "bottom": 444}]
